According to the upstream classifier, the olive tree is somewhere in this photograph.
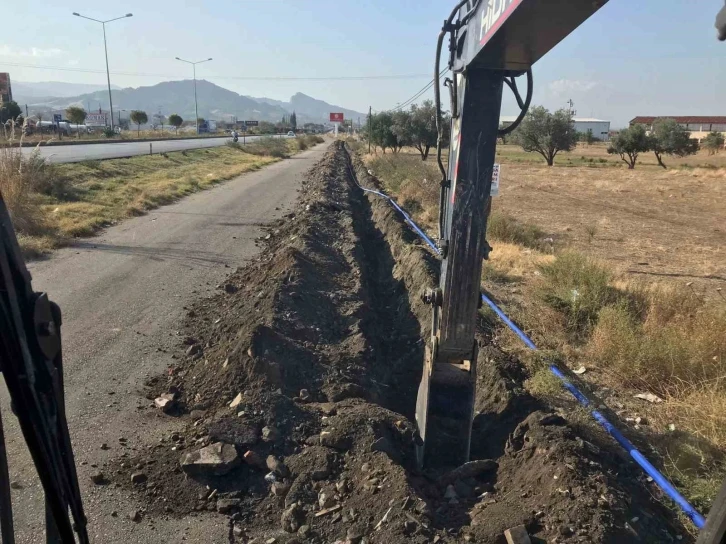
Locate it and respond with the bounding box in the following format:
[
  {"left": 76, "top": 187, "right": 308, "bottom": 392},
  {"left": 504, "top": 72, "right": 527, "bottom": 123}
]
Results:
[
  {"left": 607, "top": 125, "right": 651, "bottom": 169},
  {"left": 703, "top": 131, "right": 725, "bottom": 155},
  {"left": 65, "top": 106, "right": 87, "bottom": 138},
  {"left": 512, "top": 106, "right": 577, "bottom": 166},
  {"left": 650, "top": 118, "right": 698, "bottom": 168},
  {"left": 130, "top": 110, "right": 148, "bottom": 136},
  {"left": 168, "top": 114, "right": 183, "bottom": 134}
]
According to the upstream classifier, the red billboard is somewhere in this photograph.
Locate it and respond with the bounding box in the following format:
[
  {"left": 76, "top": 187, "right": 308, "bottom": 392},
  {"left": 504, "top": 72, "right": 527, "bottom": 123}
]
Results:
[{"left": 329, "top": 112, "right": 344, "bottom": 123}]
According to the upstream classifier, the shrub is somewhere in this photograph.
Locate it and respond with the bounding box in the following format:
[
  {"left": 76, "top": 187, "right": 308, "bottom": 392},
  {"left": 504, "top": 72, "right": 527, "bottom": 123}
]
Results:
[
  {"left": 244, "top": 137, "right": 289, "bottom": 158},
  {"left": 537, "top": 251, "right": 615, "bottom": 334},
  {"left": 103, "top": 127, "right": 116, "bottom": 138},
  {"left": 0, "top": 145, "right": 56, "bottom": 234},
  {"left": 296, "top": 136, "right": 308, "bottom": 151},
  {"left": 588, "top": 286, "right": 726, "bottom": 395},
  {"left": 488, "top": 212, "right": 545, "bottom": 249}
]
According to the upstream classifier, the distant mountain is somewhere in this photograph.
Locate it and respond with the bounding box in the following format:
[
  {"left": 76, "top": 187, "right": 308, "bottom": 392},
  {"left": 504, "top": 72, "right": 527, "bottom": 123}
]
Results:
[
  {"left": 13, "top": 81, "right": 121, "bottom": 101},
  {"left": 22, "top": 80, "right": 365, "bottom": 124}
]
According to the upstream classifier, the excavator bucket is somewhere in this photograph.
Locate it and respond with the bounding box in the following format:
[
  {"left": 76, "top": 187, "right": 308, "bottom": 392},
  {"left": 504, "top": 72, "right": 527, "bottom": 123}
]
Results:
[{"left": 415, "top": 338, "right": 477, "bottom": 470}]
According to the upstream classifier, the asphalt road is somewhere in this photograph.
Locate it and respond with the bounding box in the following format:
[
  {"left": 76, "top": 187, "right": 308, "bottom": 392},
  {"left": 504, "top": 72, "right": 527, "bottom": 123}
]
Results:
[
  {"left": 22, "top": 134, "right": 290, "bottom": 164},
  {"left": 1, "top": 142, "right": 330, "bottom": 543}
]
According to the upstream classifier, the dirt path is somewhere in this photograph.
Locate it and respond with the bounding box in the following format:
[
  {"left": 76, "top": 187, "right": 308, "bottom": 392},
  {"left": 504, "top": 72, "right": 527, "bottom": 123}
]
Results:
[
  {"left": 0, "top": 143, "right": 330, "bottom": 543},
  {"left": 107, "top": 142, "right": 693, "bottom": 543}
]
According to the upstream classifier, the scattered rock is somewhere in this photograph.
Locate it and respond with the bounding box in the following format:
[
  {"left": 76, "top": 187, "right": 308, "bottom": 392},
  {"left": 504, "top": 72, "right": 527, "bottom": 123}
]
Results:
[
  {"left": 229, "top": 393, "right": 244, "bottom": 409},
  {"left": 299, "top": 388, "right": 311, "bottom": 402},
  {"left": 262, "top": 426, "right": 280, "bottom": 442},
  {"left": 266, "top": 455, "right": 290, "bottom": 478},
  {"left": 100, "top": 443, "right": 110, "bottom": 450},
  {"left": 217, "top": 498, "right": 242, "bottom": 514},
  {"left": 224, "top": 284, "right": 238, "bottom": 294},
  {"left": 180, "top": 442, "right": 240, "bottom": 476},
  {"left": 318, "top": 490, "right": 336, "bottom": 509},
  {"left": 297, "top": 525, "right": 311, "bottom": 538},
  {"left": 504, "top": 525, "right": 531, "bottom": 544},
  {"left": 439, "top": 459, "right": 498, "bottom": 486},
  {"left": 271, "top": 481, "right": 292, "bottom": 499},
  {"left": 9, "top": 481, "right": 21, "bottom": 490},
  {"left": 129, "top": 510, "right": 142, "bottom": 523},
  {"left": 346, "top": 524, "right": 366, "bottom": 543},
  {"left": 634, "top": 392, "right": 663, "bottom": 404},
  {"left": 186, "top": 344, "right": 202, "bottom": 357},
  {"left": 320, "top": 429, "right": 352, "bottom": 450},
  {"left": 572, "top": 366, "right": 587, "bottom": 375},
  {"left": 130, "top": 472, "right": 147, "bottom": 485},
  {"left": 182, "top": 336, "right": 197, "bottom": 345},
  {"left": 90, "top": 471, "right": 106, "bottom": 485},
  {"left": 635, "top": 416, "right": 648, "bottom": 425},
  {"left": 243, "top": 450, "right": 266, "bottom": 470},
  {"left": 154, "top": 393, "right": 177, "bottom": 413},
  {"left": 281, "top": 503, "right": 305, "bottom": 533}
]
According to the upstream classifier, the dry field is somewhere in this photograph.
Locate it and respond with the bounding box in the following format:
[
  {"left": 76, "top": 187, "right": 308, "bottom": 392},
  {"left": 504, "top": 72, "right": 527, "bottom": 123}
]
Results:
[{"left": 495, "top": 143, "right": 726, "bottom": 292}]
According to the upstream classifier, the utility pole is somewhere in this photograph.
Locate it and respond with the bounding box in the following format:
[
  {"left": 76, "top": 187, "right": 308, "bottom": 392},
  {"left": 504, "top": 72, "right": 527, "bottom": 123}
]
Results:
[
  {"left": 72, "top": 12, "right": 133, "bottom": 132},
  {"left": 25, "top": 104, "right": 28, "bottom": 118},
  {"left": 175, "top": 57, "right": 213, "bottom": 135},
  {"left": 368, "top": 106, "right": 372, "bottom": 154}
]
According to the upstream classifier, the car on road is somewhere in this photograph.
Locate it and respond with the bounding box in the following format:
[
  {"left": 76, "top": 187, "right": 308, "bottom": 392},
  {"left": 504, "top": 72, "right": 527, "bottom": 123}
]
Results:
[{"left": 287, "top": 131, "right": 295, "bottom": 137}]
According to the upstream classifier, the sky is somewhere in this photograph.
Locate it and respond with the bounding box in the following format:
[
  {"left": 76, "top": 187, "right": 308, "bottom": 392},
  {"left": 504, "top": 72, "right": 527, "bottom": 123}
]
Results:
[{"left": 1, "top": 0, "right": 725, "bottom": 127}]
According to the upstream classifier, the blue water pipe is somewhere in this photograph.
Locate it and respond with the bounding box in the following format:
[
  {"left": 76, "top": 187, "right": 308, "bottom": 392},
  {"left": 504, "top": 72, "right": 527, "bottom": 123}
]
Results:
[{"left": 351, "top": 164, "right": 706, "bottom": 529}]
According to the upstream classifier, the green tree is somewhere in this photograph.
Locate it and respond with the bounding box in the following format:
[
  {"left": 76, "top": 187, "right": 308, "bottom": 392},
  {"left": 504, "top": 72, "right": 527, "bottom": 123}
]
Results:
[
  {"left": 290, "top": 111, "right": 297, "bottom": 132},
  {"left": 168, "top": 114, "right": 183, "bottom": 134},
  {"left": 410, "top": 100, "right": 441, "bottom": 160},
  {"left": 65, "top": 106, "right": 87, "bottom": 138},
  {"left": 703, "top": 131, "right": 725, "bottom": 155},
  {"left": 512, "top": 106, "right": 577, "bottom": 166},
  {"left": 369, "top": 111, "right": 397, "bottom": 153},
  {"left": 390, "top": 110, "right": 412, "bottom": 152},
  {"left": 130, "top": 110, "right": 148, "bottom": 136},
  {"left": 0, "top": 100, "right": 22, "bottom": 124},
  {"left": 259, "top": 121, "right": 276, "bottom": 134},
  {"left": 607, "top": 124, "right": 650, "bottom": 169},
  {"left": 650, "top": 118, "right": 698, "bottom": 168}
]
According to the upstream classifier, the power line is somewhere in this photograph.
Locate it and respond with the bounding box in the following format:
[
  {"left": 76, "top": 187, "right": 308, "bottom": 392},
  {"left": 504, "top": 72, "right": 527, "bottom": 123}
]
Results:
[
  {"left": 0, "top": 61, "right": 432, "bottom": 82},
  {"left": 391, "top": 68, "right": 448, "bottom": 112}
]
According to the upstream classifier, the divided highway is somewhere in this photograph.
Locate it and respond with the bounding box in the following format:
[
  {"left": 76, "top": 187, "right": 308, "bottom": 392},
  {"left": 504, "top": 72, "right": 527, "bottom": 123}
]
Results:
[{"left": 21, "top": 134, "right": 290, "bottom": 164}]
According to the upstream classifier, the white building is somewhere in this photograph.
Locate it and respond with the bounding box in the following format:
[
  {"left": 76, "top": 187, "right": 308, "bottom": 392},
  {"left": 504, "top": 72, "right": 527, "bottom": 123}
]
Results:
[{"left": 500, "top": 116, "right": 611, "bottom": 141}]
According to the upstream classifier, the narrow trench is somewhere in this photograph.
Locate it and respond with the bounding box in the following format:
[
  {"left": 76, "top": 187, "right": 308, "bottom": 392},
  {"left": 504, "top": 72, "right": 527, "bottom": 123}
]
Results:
[{"left": 341, "top": 149, "right": 423, "bottom": 420}]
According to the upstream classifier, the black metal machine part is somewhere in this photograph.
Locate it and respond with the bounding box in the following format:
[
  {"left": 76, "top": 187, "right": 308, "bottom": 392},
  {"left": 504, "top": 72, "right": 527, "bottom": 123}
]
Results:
[{"left": 0, "top": 197, "right": 88, "bottom": 543}]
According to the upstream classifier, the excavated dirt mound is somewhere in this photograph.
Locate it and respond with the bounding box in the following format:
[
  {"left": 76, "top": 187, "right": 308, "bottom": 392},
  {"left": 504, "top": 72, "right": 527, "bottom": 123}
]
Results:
[{"left": 112, "top": 142, "right": 692, "bottom": 543}]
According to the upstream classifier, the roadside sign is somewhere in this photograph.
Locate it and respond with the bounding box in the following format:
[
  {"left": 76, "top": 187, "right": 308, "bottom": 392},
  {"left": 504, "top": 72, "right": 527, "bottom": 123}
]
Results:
[
  {"left": 329, "top": 113, "right": 344, "bottom": 123},
  {"left": 244, "top": 120, "right": 259, "bottom": 126},
  {"left": 53, "top": 114, "right": 62, "bottom": 124},
  {"left": 86, "top": 113, "right": 107, "bottom": 127}
]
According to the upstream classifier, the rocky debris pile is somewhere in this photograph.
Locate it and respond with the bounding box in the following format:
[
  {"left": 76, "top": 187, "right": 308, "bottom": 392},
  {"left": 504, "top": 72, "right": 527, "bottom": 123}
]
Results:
[{"left": 108, "top": 143, "right": 692, "bottom": 543}]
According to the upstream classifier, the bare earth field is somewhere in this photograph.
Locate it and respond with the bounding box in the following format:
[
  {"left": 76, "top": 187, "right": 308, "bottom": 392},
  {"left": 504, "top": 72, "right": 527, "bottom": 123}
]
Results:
[{"left": 494, "top": 144, "right": 726, "bottom": 291}]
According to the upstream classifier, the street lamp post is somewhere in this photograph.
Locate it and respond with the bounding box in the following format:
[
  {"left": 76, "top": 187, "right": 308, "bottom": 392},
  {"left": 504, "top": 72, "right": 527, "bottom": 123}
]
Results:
[
  {"left": 72, "top": 12, "right": 133, "bottom": 132},
  {"left": 175, "top": 57, "right": 212, "bottom": 135}
]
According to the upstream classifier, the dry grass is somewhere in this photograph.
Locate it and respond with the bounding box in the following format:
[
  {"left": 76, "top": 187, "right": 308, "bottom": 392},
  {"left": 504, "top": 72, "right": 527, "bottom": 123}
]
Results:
[{"left": 15, "top": 146, "right": 284, "bottom": 255}]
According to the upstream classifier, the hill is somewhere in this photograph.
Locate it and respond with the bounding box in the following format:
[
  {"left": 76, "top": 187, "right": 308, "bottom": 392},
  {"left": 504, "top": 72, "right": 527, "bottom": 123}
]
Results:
[{"left": 20, "top": 79, "right": 365, "bottom": 124}]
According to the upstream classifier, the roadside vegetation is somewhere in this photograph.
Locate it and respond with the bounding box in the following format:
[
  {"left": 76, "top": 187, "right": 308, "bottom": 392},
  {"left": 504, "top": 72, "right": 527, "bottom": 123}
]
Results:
[
  {"left": 0, "top": 134, "right": 306, "bottom": 257},
  {"left": 361, "top": 140, "right": 726, "bottom": 523}
]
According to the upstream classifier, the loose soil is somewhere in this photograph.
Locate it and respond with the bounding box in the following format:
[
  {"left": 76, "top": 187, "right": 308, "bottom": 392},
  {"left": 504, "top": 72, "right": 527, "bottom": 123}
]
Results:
[{"left": 109, "top": 142, "right": 692, "bottom": 543}]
